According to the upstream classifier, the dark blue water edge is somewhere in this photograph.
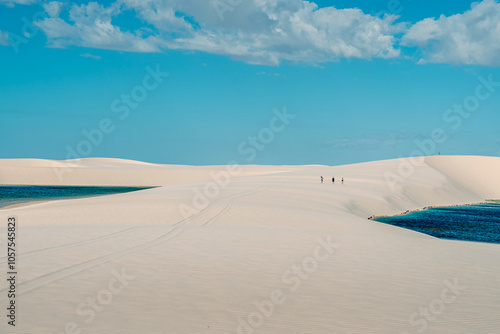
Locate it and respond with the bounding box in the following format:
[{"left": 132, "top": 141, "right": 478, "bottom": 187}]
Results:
[
  {"left": 375, "top": 202, "right": 500, "bottom": 244},
  {"left": 0, "top": 185, "right": 154, "bottom": 209}
]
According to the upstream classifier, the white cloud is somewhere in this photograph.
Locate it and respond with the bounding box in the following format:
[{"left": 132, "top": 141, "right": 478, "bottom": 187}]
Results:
[
  {"left": 33, "top": 0, "right": 402, "bottom": 65},
  {"left": 34, "top": 2, "right": 161, "bottom": 52},
  {"left": 80, "top": 52, "right": 101, "bottom": 60},
  {"left": 0, "top": 0, "right": 38, "bottom": 7},
  {"left": 403, "top": 0, "right": 500, "bottom": 66},
  {"left": 43, "top": 1, "right": 64, "bottom": 18},
  {"left": 147, "top": 0, "right": 403, "bottom": 65},
  {"left": 160, "top": 2, "right": 402, "bottom": 65},
  {"left": 0, "top": 30, "right": 10, "bottom": 46},
  {"left": 122, "top": 0, "right": 195, "bottom": 34}
]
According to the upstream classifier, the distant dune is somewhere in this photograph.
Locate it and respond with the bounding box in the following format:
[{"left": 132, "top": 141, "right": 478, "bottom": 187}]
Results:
[{"left": 0, "top": 156, "right": 499, "bottom": 333}]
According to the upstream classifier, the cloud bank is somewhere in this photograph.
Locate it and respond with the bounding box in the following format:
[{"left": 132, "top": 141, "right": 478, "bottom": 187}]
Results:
[
  {"left": 23, "top": 0, "right": 500, "bottom": 66},
  {"left": 34, "top": 0, "right": 402, "bottom": 65},
  {"left": 404, "top": 0, "right": 500, "bottom": 66}
]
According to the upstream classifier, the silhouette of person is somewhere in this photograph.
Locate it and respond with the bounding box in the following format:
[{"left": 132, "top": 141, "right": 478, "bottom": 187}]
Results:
[{"left": 320, "top": 176, "right": 323, "bottom": 184}]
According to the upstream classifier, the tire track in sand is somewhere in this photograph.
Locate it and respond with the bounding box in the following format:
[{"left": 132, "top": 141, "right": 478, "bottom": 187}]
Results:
[{"left": 0, "top": 187, "right": 267, "bottom": 299}]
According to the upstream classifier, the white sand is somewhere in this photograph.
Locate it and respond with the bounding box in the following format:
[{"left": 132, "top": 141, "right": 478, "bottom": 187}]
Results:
[{"left": 0, "top": 155, "right": 499, "bottom": 333}]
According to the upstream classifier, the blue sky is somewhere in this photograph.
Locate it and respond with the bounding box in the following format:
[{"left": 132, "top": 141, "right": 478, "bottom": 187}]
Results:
[{"left": 1, "top": 0, "right": 500, "bottom": 165}]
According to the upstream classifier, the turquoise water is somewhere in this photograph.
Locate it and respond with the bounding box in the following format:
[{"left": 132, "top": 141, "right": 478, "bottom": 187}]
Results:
[
  {"left": 0, "top": 186, "right": 153, "bottom": 209},
  {"left": 376, "top": 203, "right": 500, "bottom": 244}
]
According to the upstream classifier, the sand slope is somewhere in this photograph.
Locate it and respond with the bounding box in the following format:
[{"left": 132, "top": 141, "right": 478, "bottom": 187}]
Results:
[{"left": 0, "top": 155, "right": 499, "bottom": 333}]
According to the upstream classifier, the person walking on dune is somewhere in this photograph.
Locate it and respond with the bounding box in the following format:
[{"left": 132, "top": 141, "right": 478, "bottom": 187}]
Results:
[
  {"left": 342, "top": 177, "right": 344, "bottom": 185},
  {"left": 332, "top": 177, "right": 335, "bottom": 184},
  {"left": 321, "top": 176, "right": 323, "bottom": 184}
]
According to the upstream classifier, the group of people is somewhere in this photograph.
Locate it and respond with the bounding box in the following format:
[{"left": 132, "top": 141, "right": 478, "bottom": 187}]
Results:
[{"left": 320, "top": 176, "right": 343, "bottom": 184}]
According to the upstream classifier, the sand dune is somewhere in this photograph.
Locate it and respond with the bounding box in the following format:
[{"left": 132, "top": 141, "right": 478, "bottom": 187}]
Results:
[{"left": 0, "top": 155, "right": 499, "bottom": 333}]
